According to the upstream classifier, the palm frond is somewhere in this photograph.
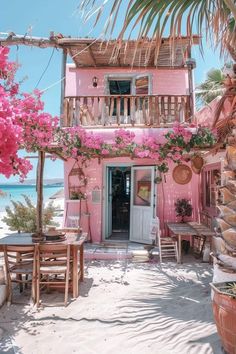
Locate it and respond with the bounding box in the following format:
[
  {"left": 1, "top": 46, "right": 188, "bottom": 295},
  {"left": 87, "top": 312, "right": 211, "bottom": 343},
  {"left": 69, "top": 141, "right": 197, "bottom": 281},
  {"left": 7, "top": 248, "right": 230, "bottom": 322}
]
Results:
[
  {"left": 195, "top": 67, "right": 226, "bottom": 105},
  {"left": 80, "top": 0, "right": 236, "bottom": 59}
]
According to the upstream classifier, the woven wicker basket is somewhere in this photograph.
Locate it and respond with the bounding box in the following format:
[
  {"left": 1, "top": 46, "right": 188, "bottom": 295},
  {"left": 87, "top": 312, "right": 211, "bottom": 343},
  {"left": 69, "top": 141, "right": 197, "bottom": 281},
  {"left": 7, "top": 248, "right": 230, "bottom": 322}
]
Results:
[{"left": 172, "top": 164, "right": 192, "bottom": 185}]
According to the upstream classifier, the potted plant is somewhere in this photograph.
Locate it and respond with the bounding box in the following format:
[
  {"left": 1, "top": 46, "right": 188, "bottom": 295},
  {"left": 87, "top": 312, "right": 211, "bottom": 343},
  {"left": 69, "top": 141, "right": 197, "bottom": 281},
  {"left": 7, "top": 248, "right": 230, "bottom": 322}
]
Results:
[
  {"left": 174, "top": 198, "right": 193, "bottom": 222},
  {"left": 70, "top": 190, "right": 86, "bottom": 200},
  {"left": 210, "top": 281, "right": 236, "bottom": 354}
]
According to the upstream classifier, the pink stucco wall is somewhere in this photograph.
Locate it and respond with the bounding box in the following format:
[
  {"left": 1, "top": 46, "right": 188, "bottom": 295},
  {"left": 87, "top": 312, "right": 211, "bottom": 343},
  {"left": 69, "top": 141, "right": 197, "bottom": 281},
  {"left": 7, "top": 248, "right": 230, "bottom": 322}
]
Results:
[
  {"left": 64, "top": 127, "right": 200, "bottom": 243},
  {"left": 65, "top": 65, "right": 189, "bottom": 96}
]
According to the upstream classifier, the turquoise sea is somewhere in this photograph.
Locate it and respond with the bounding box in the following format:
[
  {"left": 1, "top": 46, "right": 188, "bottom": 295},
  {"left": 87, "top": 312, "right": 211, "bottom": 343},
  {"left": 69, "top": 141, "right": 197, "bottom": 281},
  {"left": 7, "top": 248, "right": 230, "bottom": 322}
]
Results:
[{"left": 0, "top": 184, "right": 64, "bottom": 212}]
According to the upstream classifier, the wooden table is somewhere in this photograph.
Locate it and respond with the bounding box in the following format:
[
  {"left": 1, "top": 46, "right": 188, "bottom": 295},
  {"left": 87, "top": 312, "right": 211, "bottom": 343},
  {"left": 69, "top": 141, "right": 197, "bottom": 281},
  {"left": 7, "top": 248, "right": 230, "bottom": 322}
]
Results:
[
  {"left": 187, "top": 222, "right": 215, "bottom": 238},
  {"left": 167, "top": 222, "right": 215, "bottom": 263},
  {"left": 0, "top": 232, "right": 87, "bottom": 298},
  {"left": 167, "top": 223, "right": 196, "bottom": 263}
]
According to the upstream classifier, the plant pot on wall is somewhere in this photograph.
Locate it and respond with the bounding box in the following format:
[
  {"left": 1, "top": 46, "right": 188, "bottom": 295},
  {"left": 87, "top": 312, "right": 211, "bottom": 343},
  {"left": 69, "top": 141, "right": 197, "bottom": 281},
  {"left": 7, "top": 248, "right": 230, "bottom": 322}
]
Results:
[{"left": 210, "top": 282, "right": 236, "bottom": 354}]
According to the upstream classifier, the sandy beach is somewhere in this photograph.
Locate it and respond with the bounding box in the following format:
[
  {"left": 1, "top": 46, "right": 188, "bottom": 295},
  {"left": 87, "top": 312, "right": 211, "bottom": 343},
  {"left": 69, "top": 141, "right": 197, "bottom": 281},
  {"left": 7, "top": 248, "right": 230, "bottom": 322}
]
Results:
[
  {"left": 0, "top": 195, "right": 222, "bottom": 353},
  {"left": 0, "top": 259, "right": 221, "bottom": 354}
]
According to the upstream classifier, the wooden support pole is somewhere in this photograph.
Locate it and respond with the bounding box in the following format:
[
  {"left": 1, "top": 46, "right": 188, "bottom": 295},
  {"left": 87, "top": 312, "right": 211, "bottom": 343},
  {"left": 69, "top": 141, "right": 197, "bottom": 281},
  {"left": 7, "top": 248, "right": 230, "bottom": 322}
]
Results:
[
  {"left": 36, "top": 151, "right": 45, "bottom": 235},
  {"left": 60, "top": 49, "right": 67, "bottom": 127}
]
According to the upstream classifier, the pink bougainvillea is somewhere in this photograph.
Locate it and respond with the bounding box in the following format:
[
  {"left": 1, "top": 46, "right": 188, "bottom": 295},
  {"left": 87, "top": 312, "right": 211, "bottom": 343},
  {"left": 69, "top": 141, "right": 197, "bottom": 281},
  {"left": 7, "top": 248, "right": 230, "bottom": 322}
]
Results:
[
  {"left": 56, "top": 125, "right": 216, "bottom": 173},
  {"left": 0, "top": 46, "right": 58, "bottom": 180}
]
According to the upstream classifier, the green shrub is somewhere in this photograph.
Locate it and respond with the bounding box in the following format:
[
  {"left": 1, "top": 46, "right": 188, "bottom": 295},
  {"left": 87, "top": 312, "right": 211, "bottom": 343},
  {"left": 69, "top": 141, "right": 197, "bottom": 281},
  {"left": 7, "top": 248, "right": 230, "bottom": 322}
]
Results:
[{"left": 3, "top": 195, "right": 59, "bottom": 233}]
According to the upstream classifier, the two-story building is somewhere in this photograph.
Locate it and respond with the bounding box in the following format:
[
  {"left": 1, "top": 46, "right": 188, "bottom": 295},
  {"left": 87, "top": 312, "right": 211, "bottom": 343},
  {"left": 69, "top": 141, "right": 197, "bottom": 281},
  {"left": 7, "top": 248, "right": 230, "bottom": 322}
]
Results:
[{"left": 59, "top": 37, "right": 202, "bottom": 244}]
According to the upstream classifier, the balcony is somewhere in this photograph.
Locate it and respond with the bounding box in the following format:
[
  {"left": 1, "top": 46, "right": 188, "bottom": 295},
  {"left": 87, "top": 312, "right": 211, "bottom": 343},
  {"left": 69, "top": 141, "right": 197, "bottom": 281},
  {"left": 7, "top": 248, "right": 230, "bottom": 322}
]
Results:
[{"left": 62, "top": 95, "right": 191, "bottom": 128}]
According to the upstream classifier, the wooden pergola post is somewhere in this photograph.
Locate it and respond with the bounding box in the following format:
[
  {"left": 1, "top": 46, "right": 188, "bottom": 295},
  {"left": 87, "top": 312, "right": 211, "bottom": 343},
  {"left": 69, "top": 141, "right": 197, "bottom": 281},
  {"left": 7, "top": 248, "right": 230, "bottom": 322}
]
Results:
[{"left": 36, "top": 150, "right": 45, "bottom": 234}]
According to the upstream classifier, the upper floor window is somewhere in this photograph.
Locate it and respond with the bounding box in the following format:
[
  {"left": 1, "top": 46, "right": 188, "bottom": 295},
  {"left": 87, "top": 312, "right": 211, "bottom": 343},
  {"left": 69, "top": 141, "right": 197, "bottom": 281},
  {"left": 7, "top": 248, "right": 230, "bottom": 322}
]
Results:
[
  {"left": 105, "top": 74, "right": 151, "bottom": 96},
  {"left": 109, "top": 80, "right": 131, "bottom": 95}
]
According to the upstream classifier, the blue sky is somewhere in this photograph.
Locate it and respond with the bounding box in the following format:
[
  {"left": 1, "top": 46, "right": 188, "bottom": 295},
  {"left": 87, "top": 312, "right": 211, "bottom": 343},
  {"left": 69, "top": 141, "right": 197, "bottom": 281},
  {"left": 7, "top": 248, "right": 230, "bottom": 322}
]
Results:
[{"left": 0, "top": 0, "right": 224, "bottom": 183}]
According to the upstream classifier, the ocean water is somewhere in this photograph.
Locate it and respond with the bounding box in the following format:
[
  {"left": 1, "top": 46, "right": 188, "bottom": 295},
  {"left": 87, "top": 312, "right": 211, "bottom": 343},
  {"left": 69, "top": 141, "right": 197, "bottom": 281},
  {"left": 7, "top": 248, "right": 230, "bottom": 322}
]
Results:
[{"left": 0, "top": 184, "right": 64, "bottom": 212}]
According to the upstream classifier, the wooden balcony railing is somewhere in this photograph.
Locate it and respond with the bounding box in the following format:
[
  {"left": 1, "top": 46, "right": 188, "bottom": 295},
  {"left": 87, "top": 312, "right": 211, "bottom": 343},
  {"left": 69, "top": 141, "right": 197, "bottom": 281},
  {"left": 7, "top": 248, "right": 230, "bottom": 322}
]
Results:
[{"left": 62, "top": 95, "right": 191, "bottom": 127}]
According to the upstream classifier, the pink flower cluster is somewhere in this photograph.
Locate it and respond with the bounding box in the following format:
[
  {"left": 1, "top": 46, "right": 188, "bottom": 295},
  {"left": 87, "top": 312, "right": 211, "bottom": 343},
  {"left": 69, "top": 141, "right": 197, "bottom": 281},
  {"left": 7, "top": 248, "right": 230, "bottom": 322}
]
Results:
[
  {"left": 164, "top": 123, "right": 189, "bottom": 146},
  {"left": 58, "top": 128, "right": 137, "bottom": 159},
  {"left": 134, "top": 137, "right": 161, "bottom": 160},
  {"left": 0, "top": 47, "right": 18, "bottom": 85},
  {"left": 15, "top": 102, "right": 59, "bottom": 152},
  {"left": 114, "top": 129, "right": 135, "bottom": 148},
  {"left": 59, "top": 127, "right": 106, "bottom": 159},
  {"left": 172, "top": 122, "right": 193, "bottom": 143},
  {"left": 0, "top": 46, "right": 58, "bottom": 179}
]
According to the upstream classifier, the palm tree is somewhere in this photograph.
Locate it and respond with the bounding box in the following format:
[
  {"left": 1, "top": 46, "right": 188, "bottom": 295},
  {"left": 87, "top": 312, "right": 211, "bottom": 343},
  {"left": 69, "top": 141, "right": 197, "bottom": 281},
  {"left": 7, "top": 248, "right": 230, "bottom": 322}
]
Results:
[
  {"left": 196, "top": 68, "right": 225, "bottom": 106},
  {"left": 80, "top": 0, "right": 236, "bottom": 60}
]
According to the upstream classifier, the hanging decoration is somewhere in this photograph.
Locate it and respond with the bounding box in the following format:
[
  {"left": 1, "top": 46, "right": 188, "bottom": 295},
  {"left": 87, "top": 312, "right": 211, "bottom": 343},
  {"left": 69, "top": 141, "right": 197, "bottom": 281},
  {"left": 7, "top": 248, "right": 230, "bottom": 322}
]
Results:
[
  {"left": 68, "top": 160, "right": 87, "bottom": 200},
  {"left": 172, "top": 164, "right": 192, "bottom": 185}
]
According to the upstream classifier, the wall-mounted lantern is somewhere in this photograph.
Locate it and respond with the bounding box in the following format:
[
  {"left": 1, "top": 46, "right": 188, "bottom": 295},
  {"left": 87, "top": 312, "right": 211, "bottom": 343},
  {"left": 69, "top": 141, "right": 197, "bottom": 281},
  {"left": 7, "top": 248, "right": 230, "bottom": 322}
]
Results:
[
  {"left": 185, "top": 58, "right": 196, "bottom": 69},
  {"left": 92, "top": 76, "right": 98, "bottom": 87}
]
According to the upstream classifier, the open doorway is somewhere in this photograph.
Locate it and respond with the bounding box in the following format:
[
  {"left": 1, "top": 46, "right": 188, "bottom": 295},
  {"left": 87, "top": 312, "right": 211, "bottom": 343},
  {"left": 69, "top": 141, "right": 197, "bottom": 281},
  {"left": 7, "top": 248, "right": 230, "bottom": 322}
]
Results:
[{"left": 106, "top": 166, "right": 131, "bottom": 241}]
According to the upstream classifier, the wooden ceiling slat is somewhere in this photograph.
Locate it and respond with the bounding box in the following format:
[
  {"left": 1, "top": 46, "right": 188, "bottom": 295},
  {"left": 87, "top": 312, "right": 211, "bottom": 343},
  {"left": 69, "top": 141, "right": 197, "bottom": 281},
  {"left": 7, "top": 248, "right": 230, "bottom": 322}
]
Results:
[
  {"left": 67, "top": 38, "right": 197, "bottom": 68},
  {"left": 87, "top": 45, "right": 97, "bottom": 67}
]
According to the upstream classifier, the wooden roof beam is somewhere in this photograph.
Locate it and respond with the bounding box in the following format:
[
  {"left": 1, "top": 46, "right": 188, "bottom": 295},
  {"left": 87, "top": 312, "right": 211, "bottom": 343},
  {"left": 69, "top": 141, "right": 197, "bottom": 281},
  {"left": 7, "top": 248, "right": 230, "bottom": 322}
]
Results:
[
  {"left": 87, "top": 44, "right": 97, "bottom": 67},
  {"left": 0, "top": 33, "right": 60, "bottom": 48}
]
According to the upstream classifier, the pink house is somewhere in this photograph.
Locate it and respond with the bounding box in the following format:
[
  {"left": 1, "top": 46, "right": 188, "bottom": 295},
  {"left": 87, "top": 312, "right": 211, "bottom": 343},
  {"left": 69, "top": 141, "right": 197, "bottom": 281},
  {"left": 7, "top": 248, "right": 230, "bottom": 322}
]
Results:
[{"left": 60, "top": 37, "right": 204, "bottom": 244}]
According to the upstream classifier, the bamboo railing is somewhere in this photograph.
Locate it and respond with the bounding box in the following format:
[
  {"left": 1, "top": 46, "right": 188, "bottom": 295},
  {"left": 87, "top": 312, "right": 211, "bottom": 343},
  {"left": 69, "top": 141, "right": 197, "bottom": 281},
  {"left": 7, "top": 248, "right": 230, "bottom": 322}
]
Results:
[{"left": 62, "top": 95, "right": 191, "bottom": 127}]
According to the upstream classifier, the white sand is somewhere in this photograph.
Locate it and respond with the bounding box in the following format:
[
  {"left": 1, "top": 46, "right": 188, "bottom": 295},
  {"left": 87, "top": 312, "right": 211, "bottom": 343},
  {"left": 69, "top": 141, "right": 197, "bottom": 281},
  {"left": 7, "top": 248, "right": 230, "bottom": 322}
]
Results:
[
  {"left": 0, "top": 198, "right": 222, "bottom": 353},
  {"left": 0, "top": 260, "right": 222, "bottom": 354}
]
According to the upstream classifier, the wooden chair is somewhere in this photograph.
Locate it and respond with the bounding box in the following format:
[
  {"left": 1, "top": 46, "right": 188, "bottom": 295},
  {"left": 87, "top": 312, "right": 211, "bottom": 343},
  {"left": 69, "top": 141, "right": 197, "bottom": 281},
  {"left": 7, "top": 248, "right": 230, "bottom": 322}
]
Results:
[
  {"left": 36, "top": 244, "right": 71, "bottom": 307},
  {"left": 150, "top": 218, "right": 179, "bottom": 262},
  {"left": 193, "top": 234, "right": 207, "bottom": 258},
  {"left": 200, "top": 211, "right": 212, "bottom": 229},
  {"left": 3, "top": 245, "right": 37, "bottom": 304}
]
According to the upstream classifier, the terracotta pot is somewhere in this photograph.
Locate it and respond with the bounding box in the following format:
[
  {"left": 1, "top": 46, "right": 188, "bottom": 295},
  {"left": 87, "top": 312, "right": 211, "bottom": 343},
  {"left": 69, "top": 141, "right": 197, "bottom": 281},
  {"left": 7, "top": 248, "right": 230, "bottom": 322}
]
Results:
[{"left": 211, "top": 283, "right": 236, "bottom": 354}]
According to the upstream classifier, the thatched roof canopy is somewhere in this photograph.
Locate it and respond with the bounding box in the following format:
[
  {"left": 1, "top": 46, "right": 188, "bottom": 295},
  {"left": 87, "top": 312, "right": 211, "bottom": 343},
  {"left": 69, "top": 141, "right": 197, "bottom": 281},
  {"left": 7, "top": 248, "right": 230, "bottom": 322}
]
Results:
[
  {"left": 0, "top": 33, "right": 199, "bottom": 68},
  {"left": 59, "top": 36, "right": 200, "bottom": 68}
]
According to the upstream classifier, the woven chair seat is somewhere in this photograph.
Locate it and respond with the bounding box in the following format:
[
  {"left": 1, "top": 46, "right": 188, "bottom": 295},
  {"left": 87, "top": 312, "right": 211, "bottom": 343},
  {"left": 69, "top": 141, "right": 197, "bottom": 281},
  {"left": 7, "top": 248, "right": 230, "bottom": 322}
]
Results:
[
  {"left": 40, "top": 265, "right": 68, "bottom": 273},
  {"left": 10, "top": 263, "right": 33, "bottom": 274}
]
